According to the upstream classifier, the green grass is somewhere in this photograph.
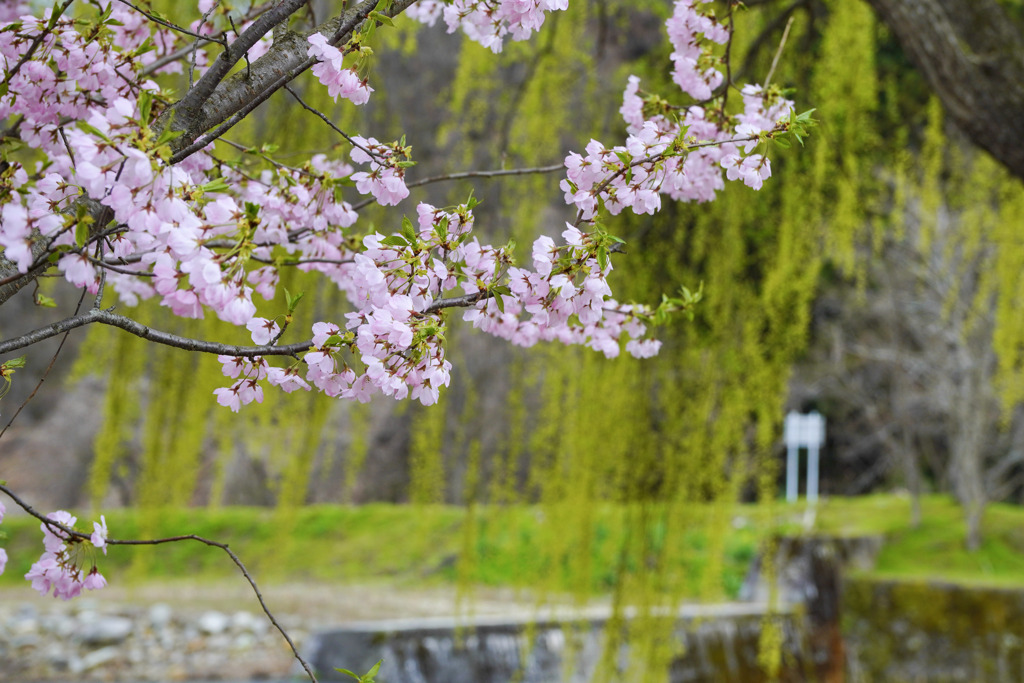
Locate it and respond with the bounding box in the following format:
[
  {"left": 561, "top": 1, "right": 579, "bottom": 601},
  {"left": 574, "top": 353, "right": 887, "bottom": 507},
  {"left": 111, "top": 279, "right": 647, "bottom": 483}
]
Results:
[
  {"left": 5, "top": 494, "right": 1024, "bottom": 596},
  {"left": 0, "top": 503, "right": 758, "bottom": 600},
  {"left": 812, "top": 494, "right": 1024, "bottom": 587}
]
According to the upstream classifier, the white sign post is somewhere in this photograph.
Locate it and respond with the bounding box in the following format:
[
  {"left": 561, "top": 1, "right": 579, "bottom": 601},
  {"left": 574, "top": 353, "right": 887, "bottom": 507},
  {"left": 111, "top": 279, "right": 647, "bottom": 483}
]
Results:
[{"left": 784, "top": 411, "right": 826, "bottom": 503}]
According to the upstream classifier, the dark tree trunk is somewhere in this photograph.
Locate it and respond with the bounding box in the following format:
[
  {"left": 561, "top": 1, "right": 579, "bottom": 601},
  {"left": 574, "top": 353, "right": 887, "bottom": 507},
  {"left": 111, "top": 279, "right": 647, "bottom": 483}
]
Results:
[{"left": 865, "top": 0, "right": 1024, "bottom": 180}]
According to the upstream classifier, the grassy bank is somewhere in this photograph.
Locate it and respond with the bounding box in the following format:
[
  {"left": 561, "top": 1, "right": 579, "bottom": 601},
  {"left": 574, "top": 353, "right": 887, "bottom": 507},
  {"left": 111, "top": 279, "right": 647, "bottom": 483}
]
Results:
[
  {"left": 812, "top": 494, "right": 1024, "bottom": 587},
  {"left": 4, "top": 495, "right": 1023, "bottom": 596},
  {"left": 0, "top": 503, "right": 758, "bottom": 599}
]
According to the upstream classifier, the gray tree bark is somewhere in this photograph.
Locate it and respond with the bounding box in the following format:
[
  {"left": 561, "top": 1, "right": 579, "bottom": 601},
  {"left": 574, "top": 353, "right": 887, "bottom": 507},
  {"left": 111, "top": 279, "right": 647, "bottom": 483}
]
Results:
[{"left": 864, "top": 0, "right": 1024, "bottom": 180}]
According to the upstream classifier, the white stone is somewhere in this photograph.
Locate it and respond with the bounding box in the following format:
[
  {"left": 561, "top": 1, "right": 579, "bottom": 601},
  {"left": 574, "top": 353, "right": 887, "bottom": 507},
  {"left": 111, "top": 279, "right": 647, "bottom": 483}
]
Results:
[
  {"left": 80, "top": 645, "right": 120, "bottom": 671},
  {"left": 149, "top": 602, "right": 174, "bottom": 629},
  {"left": 232, "top": 632, "right": 256, "bottom": 650},
  {"left": 230, "top": 610, "right": 259, "bottom": 633},
  {"left": 197, "top": 610, "right": 230, "bottom": 635},
  {"left": 78, "top": 615, "right": 134, "bottom": 646}
]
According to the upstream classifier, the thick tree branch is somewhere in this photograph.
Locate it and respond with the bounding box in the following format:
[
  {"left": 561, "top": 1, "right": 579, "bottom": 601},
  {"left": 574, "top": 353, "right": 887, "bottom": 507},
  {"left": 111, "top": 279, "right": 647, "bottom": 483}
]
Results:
[
  {"left": 174, "top": 0, "right": 307, "bottom": 124},
  {"left": 0, "top": 308, "right": 312, "bottom": 358},
  {"left": 165, "top": 0, "right": 419, "bottom": 162},
  {"left": 864, "top": 0, "right": 1024, "bottom": 180}
]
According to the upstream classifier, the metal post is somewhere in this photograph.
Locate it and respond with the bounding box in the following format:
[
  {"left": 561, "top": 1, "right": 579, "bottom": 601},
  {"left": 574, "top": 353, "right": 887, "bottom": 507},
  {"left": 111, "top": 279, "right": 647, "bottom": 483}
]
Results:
[
  {"left": 807, "top": 444, "right": 820, "bottom": 504},
  {"left": 786, "top": 444, "right": 799, "bottom": 502}
]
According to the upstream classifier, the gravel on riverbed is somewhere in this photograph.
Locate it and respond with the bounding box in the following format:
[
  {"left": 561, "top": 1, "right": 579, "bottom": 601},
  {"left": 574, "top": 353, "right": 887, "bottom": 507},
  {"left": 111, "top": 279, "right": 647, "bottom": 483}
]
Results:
[{"left": 0, "top": 582, "right": 550, "bottom": 682}]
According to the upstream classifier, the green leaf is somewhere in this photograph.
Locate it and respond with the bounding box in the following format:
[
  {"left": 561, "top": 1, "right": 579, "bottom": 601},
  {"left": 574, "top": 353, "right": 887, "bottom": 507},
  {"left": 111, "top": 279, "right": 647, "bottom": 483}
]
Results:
[
  {"left": 3, "top": 355, "right": 26, "bottom": 369},
  {"left": 401, "top": 216, "right": 417, "bottom": 243},
  {"left": 34, "top": 292, "right": 57, "bottom": 308},
  {"left": 155, "top": 127, "right": 184, "bottom": 146},
  {"left": 75, "top": 221, "right": 90, "bottom": 247},
  {"left": 381, "top": 235, "right": 409, "bottom": 248},
  {"left": 284, "top": 288, "right": 304, "bottom": 312},
  {"left": 369, "top": 10, "right": 394, "bottom": 26},
  {"left": 334, "top": 668, "right": 360, "bottom": 681},
  {"left": 77, "top": 121, "right": 111, "bottom": 143},
  {"left": 364, "top": 660, "right": 383, "bottom": 681},
  {"left": 201, "top": 178, "right": 230, "bottom": 193},
  {"left": 138, "top": 90, "right": 153, "bottom": 126}
]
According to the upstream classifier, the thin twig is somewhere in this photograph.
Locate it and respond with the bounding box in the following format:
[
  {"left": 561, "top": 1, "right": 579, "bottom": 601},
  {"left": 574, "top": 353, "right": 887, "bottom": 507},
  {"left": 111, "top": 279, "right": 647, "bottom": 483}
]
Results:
[
  {"left": 284, "top": 85, "right": 376, "bottom": 158},
  {"left": 142, "top": 0, "right": 279, "bottom": 75},
  {"left": 763, "top": 15, "right": 795, "bottom": 90},
  {"left": 720, "top": 1, "right": 736, "bottom": 114},
  {"left": 0, "top": 289, "right": 85, "bottom": 441},
  {"left": 0, "top": 483, "right": 318, "bottom": 683},
  {"left": 116, "top": 0, "right": 225, "bottom": 44},
  {"left": 191, "top": 0, "right": 223, "bottom": 88},
  {"left": 408, "top": 164, "right": 564, "bottom": 189},
  {"left": 349, "top": 163, "right": 565, "bottom": 212}
]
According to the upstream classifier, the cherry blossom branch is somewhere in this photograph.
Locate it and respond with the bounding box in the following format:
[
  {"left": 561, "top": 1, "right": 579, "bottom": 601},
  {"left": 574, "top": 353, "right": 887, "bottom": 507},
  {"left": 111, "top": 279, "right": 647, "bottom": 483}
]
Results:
[
  {"left": 571, "top": 130, "right": 778, "bottom": 227},
  {"left": 0, "top": 483, "right": 319, "bottom": 683},
  {"left": 0, "top": 308, "right": 312, "bottom": 358},
  {"left": 0, "top": 291, "right": 515, "bottom": 360}
]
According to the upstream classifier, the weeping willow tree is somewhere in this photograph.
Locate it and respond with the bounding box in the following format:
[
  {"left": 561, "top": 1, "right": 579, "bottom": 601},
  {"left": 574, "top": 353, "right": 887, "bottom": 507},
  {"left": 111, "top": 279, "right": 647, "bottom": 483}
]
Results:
[{"left": 56, "top": 0, "right": 1024, "bottom": 676}]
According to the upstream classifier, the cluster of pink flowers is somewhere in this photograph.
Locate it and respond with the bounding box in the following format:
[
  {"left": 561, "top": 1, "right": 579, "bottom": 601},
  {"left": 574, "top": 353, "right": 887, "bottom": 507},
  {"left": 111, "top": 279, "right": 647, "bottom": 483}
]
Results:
[
  {"left": 349, "top": 137, "right": 412, "bottom": 206},
  {"left": 24, "top": 511, "right": 108, "bottom": 600},
  {"left": 666, "top": 0, "right": 729, "bottom": 100},
  {"left": 307, "top": 33, "right": 373, "bottom": 105},
  {"left": 462, "top": 224, "right": 661, "bottom": 359},
  {"left": 561, "top": 1, "right": 793, "bottom": 219},
  {"left": 405, "top": 0, "right": 568, "bottom": 52}
]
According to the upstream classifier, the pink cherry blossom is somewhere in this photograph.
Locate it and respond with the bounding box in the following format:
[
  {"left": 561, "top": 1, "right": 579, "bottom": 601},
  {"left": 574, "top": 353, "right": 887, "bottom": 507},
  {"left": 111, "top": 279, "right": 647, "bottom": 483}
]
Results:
[{"left": 91, "top": 516, "right": 108, "bottom": 555}]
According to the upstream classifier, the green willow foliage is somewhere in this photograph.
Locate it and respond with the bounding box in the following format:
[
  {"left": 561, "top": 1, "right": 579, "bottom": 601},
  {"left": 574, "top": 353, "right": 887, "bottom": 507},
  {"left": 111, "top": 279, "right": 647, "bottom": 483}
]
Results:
[{"left": 62, "top": 0, "right": 1024, "bottom": 673}]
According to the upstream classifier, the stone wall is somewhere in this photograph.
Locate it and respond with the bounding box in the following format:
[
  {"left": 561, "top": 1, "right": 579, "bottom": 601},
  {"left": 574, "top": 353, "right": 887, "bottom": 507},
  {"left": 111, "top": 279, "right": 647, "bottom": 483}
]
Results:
[
  {"left": 844, "top": 578, "right": 1024, "bottom": 682},
  {"left": 305, "top": 604, "right": 812, "bottom": 683}
]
